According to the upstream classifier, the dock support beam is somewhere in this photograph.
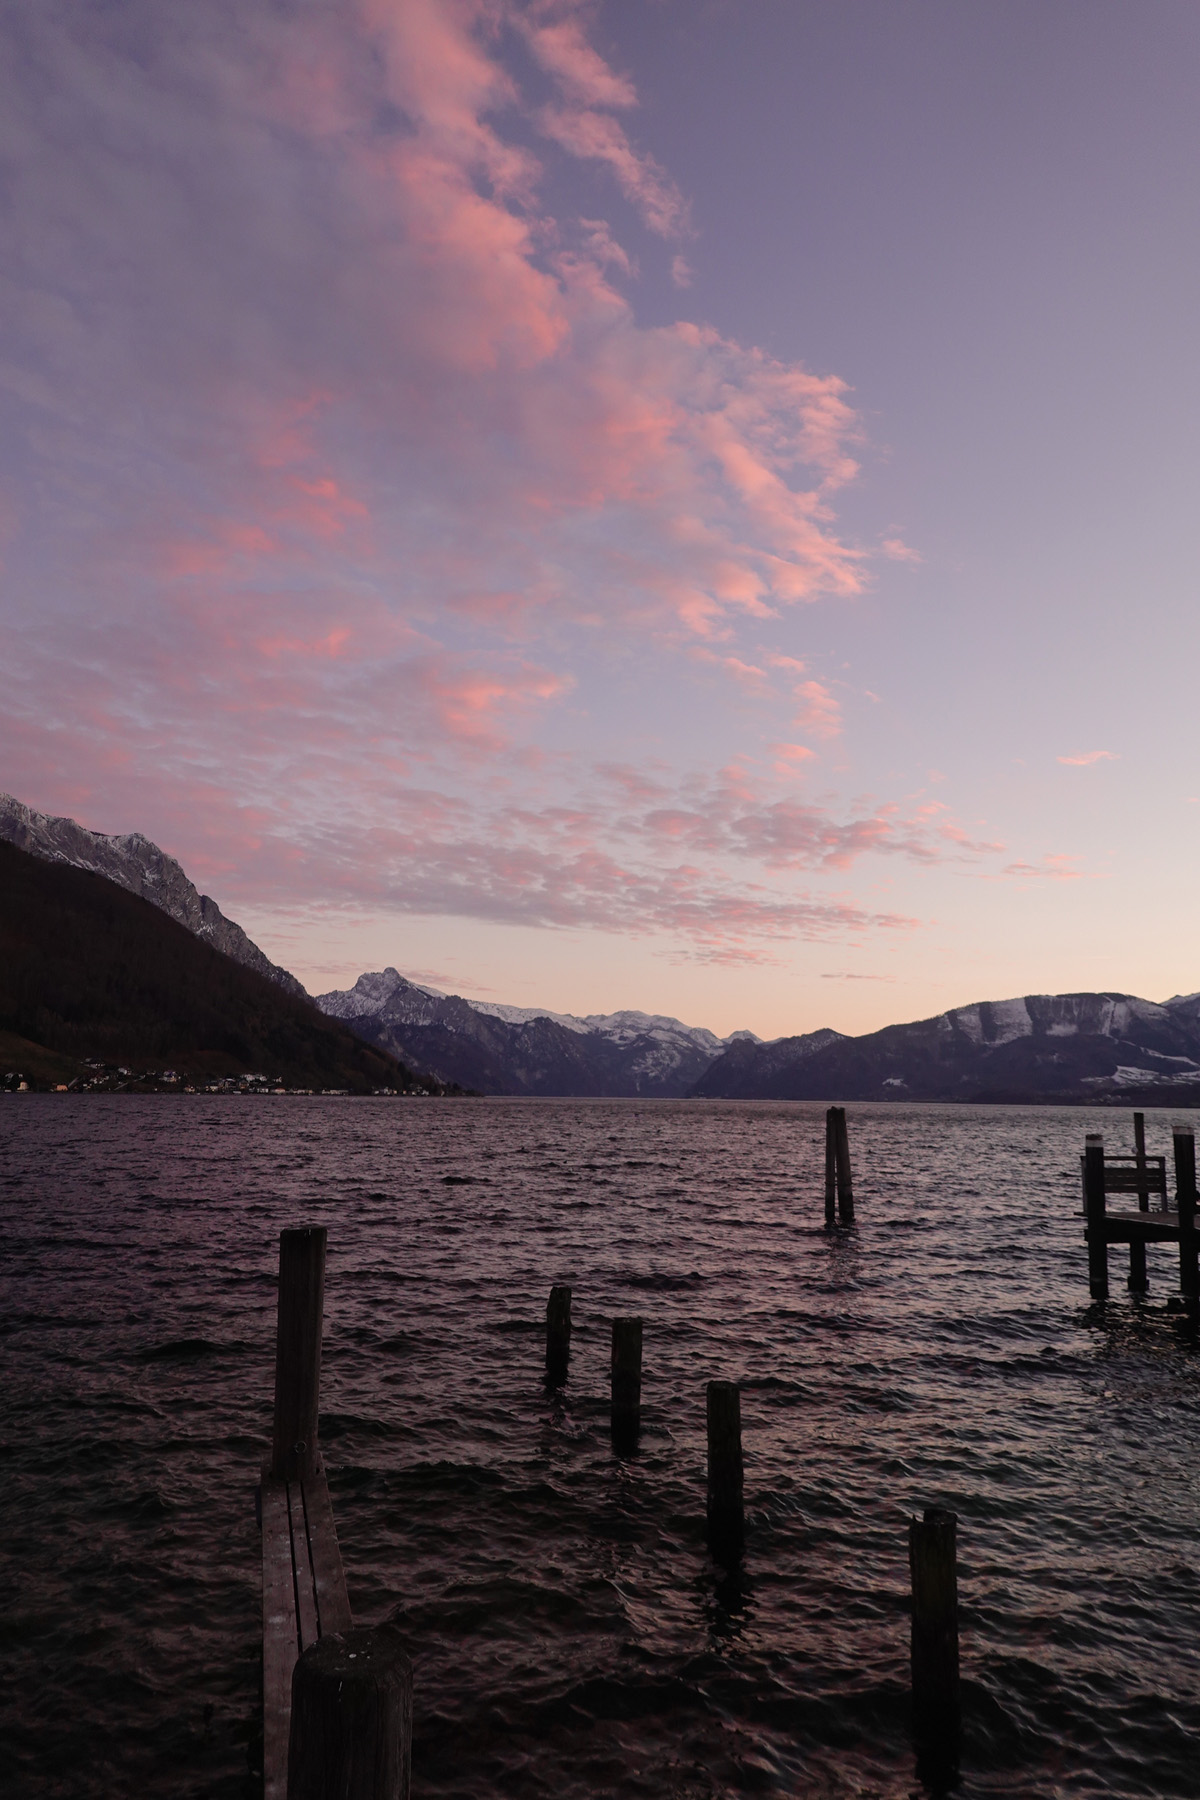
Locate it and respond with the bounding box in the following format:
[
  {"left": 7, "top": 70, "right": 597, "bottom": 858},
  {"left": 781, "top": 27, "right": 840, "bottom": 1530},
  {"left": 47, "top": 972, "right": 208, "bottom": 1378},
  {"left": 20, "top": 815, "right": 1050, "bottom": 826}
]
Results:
[
  {"left": 288, "top": 1625, "right": 412, "bottom": 1800},
  {"left": 1083, "top": 1134, "right": 1108, "bottom": 1301},
  {"left": 1174, "top": 1128, "right": 1199, "bottom": 1309},
  {"left": 1129, "top": 1113, "right": 1148, "bottom": 1290},
  {"left": 271, "top": 1227, "right": 327, "bottom": 1481}
]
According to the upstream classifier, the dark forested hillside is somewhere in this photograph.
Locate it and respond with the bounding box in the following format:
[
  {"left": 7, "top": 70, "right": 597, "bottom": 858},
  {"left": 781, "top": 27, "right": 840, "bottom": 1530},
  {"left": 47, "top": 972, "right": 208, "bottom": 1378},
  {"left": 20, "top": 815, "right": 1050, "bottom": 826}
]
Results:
[{"left": 0, "top": 839, "right": 433, "bottom": 1091}]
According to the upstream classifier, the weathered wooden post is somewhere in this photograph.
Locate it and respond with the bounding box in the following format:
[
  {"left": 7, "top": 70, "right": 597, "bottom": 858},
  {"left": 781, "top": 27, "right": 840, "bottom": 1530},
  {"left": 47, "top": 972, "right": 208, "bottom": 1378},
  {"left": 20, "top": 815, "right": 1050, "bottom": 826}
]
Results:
[
  {"left": 1083, "top": 1133, "right": 1108, "bottom": 1301},
  {"left": 288, "top": 1624, "right": 412, "bottom": 1800},
  {"left": 546, "top": 1284, "right": 572, "bottom": 1384},
  {"left": 824, "top": 1107, "right": 837, "bottom": 1227},
  {"left": 611, "top": 1317, "right": 642, "bottom": 1450},
  {"left": 706, "top": 1380, "right": 744, "bottom": 1562},
  {"left": 909, "top": 1507, "right": 960, "bottom": 1733},
  {"left": 271, "top": 1226, "right": 327, "bottom": 1481},
  {"left": 1173, "top": 1127, "right": 1198, "bottom": 1308},
  {"left": 834, "top": 1106, "right": 855, "bottom": 1225},
  {"left": 1129, "top": 1112, "right": 1149, "bottom": 1290}
]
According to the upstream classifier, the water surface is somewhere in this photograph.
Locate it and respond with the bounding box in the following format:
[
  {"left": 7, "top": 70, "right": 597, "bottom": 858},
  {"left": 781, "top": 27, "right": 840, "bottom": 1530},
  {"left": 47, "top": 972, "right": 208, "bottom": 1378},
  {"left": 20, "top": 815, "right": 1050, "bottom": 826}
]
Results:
[{"left": 2, "top": 1096, "right": 1199, "bottom": 1798}]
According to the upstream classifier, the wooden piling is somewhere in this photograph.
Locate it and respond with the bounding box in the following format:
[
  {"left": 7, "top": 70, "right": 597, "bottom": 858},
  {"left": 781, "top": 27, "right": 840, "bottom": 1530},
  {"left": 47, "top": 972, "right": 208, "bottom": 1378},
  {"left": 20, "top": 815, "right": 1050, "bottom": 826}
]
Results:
[
  {"left": 287, "top": 1624, "right": 412, "bottom": 1800},
  {"left": 611, "top": 1316, "right": 643, "bottom": 1449},
  {"left": 706, "top": 1379, "right": 744, "bottom": 1561},
  {"left": 271, "top": 1227, "right": 327, "bottom": 1481},
  {"left": 1082, "top": 1133, "right": 1108, "bottom": 1301},
  {"left": 1173, "top": 1127, "right": 1199, "bottom": 1307},
  {"left": 1129, "top": 1112, "right": 1149, "bottom": 1290},
  {"left": 824, "top": 1108, "right": 837, "bottom": 1227},
  {"left": 834, "top": 1107, "right": 855, "bottom": 1224},
  {"left": 546, "top": 1284, "right": 572, "bottom": 1384},
  {"left": 909, "top": 1507, "right": 960, "bottom": 1731}
]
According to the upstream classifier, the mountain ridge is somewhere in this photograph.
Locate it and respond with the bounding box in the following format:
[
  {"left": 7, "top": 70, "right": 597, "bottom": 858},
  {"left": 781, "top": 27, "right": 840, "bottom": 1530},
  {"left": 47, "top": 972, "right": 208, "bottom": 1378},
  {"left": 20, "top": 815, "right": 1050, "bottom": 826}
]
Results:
[
  {"left": 314, "top": 967, "right": 762, "bottom": 1097},
  {"left": 0, "top": 792, "right": 304, "bottom": 996},
  {"left": 5, "top": 792, "right": 1196, "bottom": 1103},
  {"left": 0, "top": 839, "right": 434, "bottom": 1092},
  {"left": 691, "top": 989, "right": 1200, "bottom": 1103}
]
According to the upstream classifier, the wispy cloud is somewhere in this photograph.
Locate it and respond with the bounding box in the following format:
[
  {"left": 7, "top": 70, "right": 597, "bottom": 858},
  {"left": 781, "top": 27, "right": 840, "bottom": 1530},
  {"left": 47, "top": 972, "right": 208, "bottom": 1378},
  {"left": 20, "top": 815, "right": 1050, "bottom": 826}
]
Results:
[
  {"left": 1057, "top": 750, "right": 1119, "bottom": 766},
  {"left": 821, "top": 971, "right": 896, "bottom": 981},
  {"left": 997, "top": 855, "right": 1089, "bottom": 882},
  {"left": 0, "top": 0, "right": 1012, "bottom": 969}
]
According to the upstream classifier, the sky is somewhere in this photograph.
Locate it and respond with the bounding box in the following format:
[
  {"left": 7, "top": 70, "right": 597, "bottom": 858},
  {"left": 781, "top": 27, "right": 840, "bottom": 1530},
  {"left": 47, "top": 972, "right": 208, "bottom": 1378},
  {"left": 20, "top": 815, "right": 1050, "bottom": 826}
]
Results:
[{"left": 3, "top": 0, "right": 1200, "bottom": 1037}]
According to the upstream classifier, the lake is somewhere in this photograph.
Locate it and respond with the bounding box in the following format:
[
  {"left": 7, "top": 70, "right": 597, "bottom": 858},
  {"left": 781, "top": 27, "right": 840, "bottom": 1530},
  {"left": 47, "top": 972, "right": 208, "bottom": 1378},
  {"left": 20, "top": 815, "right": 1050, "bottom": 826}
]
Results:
[{"left": 2, "top": 1095, "right": 1199, "bottom": 1798}]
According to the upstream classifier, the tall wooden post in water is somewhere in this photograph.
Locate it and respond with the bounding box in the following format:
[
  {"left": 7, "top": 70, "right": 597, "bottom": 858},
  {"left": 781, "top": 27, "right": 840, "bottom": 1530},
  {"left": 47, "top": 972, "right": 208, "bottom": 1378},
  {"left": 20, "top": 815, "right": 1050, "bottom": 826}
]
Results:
[
  {"left": 1174, "top": 1127, "right": 1199, "bottom": 1308},
  {"left": 271, "top": 1226, "right": 327, "bottom": 1481},
  {"left": 1082, "top": 1134, "right": 1108, "bottom": 1301},
  {"left": 824, "top": 1107, "right": 855, "bottom": 1226},
  {"left": 611, "top": 1317, "right": 643, "bottom": 1451},
  {"left": 546, "top": 1285, "right": 572, "bottom": 1385},
  {"left": 835, "top": 1108, "right": 854, "bottom": 1223},
  {"left": 706, "top": 1380, "right": 744, "bottom": 1562},
  {"left": 909, "top": 1507, "right": 960, "bottom": 1757}
]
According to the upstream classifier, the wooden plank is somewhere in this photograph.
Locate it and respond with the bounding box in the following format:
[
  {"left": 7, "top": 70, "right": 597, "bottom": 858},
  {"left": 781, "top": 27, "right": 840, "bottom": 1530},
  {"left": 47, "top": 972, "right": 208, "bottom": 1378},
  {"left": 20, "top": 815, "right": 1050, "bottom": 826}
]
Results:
[
  {"left": 288, "top": 1478, "right": 320, "bottom": 1653},
  {"left": 1085, "top": 1215, "right": 1181, "bottom": 1244},
  {"left": 262, "top": 1479, "right": 300, "bottom": 1800},
  {"left": 303, "top": 1461, "right": 354, "bottom": 1637},
  {"left": 1103, "top": 1168, "right": 1168, "bottom": 1194}
]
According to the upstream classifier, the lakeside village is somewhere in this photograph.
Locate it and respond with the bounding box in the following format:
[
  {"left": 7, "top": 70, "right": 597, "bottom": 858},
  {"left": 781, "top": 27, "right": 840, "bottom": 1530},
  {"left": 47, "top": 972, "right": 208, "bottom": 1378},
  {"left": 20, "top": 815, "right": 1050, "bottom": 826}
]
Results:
[{"left": 0, "top": 1065, "right": 429, "bottom": 1097}]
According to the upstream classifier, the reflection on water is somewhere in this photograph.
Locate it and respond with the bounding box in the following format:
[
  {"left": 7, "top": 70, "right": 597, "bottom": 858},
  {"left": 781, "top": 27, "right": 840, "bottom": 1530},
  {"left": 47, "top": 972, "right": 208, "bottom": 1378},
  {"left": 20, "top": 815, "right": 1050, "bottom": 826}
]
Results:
[{"left": 2, "top": 1094, "right": 1199, "bottom": 1798}]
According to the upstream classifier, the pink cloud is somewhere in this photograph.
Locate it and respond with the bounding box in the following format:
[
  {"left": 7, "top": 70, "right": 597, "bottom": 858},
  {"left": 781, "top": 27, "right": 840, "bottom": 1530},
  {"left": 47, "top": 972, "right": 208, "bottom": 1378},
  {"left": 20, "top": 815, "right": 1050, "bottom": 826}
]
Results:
[
  {"left": 1057, "top": 750, "right": 1119, "bottom": 766},
  {"left": 772, "top": 744, "right": 817, "bottom": 776},
  {"left": 881, "top": 536, "right": 921, "bottom": 563},
  {"left": 519, "top": 4, "right": 638, "bottom": 111},
  {"left": 515, "top": 0, "right": 689, "bottom": 238},
  {"left": 791, "top": 679, "right": 842, "bottom": 739},
  {"left": 536, "top": 104, "right": 689, "bottom": 238},
  {"left": 0, "top": 0, "right": 989, "bottom": 970},
  {"left": 999, "top": 854, "right": 1088, "bottom": 882}
]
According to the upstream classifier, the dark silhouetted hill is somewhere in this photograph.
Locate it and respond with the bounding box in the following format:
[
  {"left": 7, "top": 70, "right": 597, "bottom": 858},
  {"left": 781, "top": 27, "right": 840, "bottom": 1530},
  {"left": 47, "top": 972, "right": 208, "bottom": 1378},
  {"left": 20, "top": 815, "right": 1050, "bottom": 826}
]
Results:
[
  {"left": 0, "top": 839, "right": 442, "bottom": 1092},
  {"left": 0, "top": 790, "right": 305, "bottom": 994}
]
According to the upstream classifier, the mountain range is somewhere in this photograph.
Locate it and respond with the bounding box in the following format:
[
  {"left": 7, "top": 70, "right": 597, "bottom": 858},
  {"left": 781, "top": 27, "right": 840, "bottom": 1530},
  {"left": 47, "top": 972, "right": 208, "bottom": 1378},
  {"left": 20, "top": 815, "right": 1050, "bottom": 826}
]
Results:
[
  {"left": 691, "top": 990, "right": 1200, "bottom": 1105},
  {"left": 315, "top": 967, "right": 765, "bottom": 1097},
  {"left": 3, "top": 791, "right": 1198, "bottom": 1104}
]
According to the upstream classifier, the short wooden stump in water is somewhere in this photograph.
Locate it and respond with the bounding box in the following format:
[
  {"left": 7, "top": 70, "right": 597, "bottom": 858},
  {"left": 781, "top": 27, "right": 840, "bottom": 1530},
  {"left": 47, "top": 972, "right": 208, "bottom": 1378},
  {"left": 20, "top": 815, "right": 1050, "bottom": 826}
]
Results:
[{"left": 288, "top": 1624, "right": 413, "bottom": 1800}]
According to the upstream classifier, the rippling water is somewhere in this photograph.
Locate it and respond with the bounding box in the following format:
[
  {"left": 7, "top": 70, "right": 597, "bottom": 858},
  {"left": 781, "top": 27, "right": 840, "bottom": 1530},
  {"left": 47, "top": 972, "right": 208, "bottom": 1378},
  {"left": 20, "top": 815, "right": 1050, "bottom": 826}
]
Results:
[{"left": 3, "top": 1096, "right": 1200, "bottom": 1799}]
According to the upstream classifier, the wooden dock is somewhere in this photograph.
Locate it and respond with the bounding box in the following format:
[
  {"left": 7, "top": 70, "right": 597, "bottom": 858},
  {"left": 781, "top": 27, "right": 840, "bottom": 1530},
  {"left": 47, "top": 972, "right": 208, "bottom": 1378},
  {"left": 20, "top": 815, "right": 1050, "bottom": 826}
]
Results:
[
  {"left": 261, "top": 1456, "right": 353, "bottom": 1799},
  {"left": 1080, "top": 1115, "right": 1199, "bottom": 1303},
  {"left": 260, "top": 1227, "right": 354, "bottom": 1800}
]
